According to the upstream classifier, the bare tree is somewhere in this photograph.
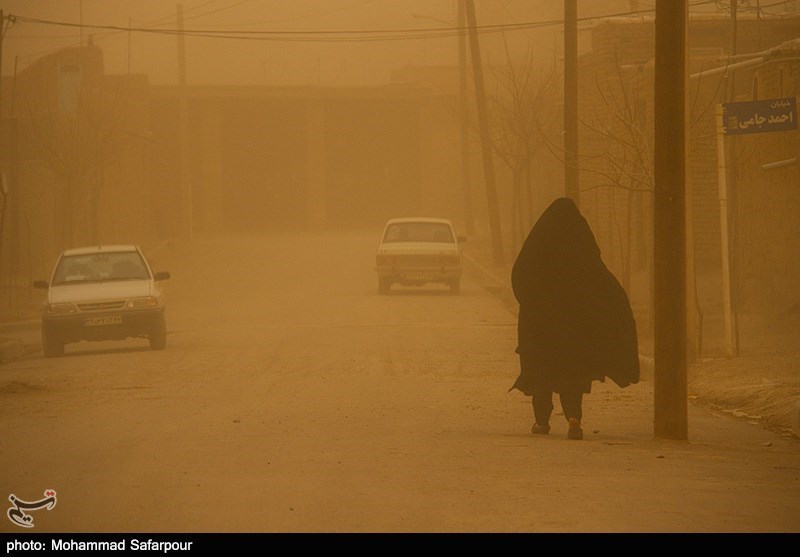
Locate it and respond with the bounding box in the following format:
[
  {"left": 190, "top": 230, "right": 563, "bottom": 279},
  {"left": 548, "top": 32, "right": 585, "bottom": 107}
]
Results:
[
  {"left": 22, "top": 78, "right": 131, "bottom": 248},
  {"left": 484, "top": 46, "right": 561, "bottom": 256},
  {"left": 575, "top": 49, "right": 728, "bottom": 355},
  {"left": 579, "top": 56, "right": 653, "bottom": 298}
]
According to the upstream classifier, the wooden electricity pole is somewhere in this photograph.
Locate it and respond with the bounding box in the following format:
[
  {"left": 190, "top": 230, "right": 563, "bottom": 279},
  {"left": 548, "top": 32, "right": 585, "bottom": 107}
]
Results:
[
  {"left": 177, "top": 4, "right": 193, "bottom": 240},
  {"left": 564, "top": 0, "right": 579, "bottom": 205},
  {"left": 653, "top": 0, "right": 689, "bottom": 440},
  {"left": 457, "top": 1, "right": 474, "bottom": 236},
  {"left": 0, "top": 10, "right": 6, "bottom": 268},
  {"left": 464, "top": 0, "right": 504, "bottom": 266}
]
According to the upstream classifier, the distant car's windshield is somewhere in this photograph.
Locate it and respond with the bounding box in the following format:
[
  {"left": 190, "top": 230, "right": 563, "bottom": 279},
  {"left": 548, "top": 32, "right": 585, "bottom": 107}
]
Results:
[
  {"left": 52, "top": 252, "right": 150, "bottom": 285},
  {"left": 383, "top": 222, "right": 454, "bottom": 243}
]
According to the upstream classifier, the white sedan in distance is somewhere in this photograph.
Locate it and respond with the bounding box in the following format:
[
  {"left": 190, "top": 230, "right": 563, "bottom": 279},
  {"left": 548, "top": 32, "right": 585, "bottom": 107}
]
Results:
[{"left": 374, "top": 217, "right": 466, "bottom": 295}]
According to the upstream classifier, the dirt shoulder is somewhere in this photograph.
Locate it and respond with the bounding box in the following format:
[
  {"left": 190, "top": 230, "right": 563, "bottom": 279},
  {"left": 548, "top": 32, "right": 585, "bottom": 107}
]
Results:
[{"left": 686, "top": 312, "right": 800, "bottom": 437}]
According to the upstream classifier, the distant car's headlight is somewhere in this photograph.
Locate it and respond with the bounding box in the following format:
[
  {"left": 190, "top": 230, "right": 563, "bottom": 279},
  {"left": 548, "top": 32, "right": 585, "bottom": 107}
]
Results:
[
  {"left": 45, "top": 303, "right": 77, "bottom": 314},
  {"left": 127, "top": 296, "right": 159, "bottom": 309}
]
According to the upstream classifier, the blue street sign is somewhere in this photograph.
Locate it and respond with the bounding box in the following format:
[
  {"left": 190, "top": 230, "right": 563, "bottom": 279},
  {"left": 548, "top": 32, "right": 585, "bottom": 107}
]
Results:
[{"left": 722, "top": 97, "right": 797, "bottom": 135}]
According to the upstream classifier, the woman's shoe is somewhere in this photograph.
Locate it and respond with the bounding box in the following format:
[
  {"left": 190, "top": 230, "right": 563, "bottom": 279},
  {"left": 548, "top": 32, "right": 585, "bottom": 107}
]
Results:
[
  {"left": 531, "top": 422, "right": 551, "bottom": 435},
  {"left": 568, "top": 418, "right": 583, "bottom": 440}
]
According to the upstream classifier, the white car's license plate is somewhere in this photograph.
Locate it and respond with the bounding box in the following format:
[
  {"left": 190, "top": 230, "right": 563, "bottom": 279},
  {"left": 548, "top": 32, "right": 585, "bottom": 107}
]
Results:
[
  {"left": 84, "top": 315, "right": 122, "bottom": 327},
  {"left": 405, "top": 272, "right": 432, "bottom": 280}
]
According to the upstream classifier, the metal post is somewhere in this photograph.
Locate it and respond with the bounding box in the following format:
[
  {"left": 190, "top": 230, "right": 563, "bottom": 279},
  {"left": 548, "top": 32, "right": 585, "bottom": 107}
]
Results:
[{"left": 716, "top": 105, "right": 735, "bottom": 357}]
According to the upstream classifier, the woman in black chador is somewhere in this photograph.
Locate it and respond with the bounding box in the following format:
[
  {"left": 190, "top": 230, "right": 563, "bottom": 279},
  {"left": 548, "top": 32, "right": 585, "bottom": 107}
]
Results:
[{"left": 510, "top": 197, "right": 640, "bottom": 440}]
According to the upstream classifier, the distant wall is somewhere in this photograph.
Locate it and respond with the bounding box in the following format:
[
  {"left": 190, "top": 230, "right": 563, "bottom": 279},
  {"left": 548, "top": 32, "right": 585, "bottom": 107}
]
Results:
[{"left": 148, "top": 84, "right": 460, "bottom": 235}]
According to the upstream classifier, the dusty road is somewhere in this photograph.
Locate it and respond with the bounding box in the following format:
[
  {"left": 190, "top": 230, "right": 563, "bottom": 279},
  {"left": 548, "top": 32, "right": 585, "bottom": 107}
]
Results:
[{"left": 1, "top": 233, "right": 798, "bottom": 533}]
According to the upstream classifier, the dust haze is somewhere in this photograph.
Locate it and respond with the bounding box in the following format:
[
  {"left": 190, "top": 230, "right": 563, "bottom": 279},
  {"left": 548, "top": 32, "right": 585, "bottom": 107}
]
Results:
[{"left": 0, "top": 0, "right": 799, "bottom": 534}]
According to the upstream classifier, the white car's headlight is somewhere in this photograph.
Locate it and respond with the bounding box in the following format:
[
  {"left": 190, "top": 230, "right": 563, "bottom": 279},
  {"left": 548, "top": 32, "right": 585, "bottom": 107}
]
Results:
[
  {"left": 45, "top": 303, "right": 77, "bottom": 314},
  {"left": 127, "top": 296, "right": 159, "bottom": 309}
]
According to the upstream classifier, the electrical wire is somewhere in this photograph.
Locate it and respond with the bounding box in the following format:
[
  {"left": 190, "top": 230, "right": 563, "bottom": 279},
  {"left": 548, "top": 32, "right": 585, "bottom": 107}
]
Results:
[
  {"left": 3, "top": 0, "right": 760, "bottom": 45},
  {"left": 3, "top": 0, "right": 797, "bottom": 46}
]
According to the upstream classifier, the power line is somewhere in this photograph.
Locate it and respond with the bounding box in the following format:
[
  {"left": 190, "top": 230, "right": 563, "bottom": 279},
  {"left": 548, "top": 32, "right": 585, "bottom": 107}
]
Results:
[
  {"left": 2, "top": 1, "right": 746, "bottom": 45},
  {"left": 4, "top": 0, "right": 797, "bottom": 46},
  {"left": 9, "top": 13, "right": 563, "bottom": 41}
]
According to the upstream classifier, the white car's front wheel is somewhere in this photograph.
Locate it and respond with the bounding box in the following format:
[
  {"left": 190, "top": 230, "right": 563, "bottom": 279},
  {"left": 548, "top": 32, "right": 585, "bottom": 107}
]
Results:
[
  {"left": 41, "top": 325, "right": 64, "bottom": 358},
  {"left": 149, "top": 314, "right": 167, "bottom": 350}
]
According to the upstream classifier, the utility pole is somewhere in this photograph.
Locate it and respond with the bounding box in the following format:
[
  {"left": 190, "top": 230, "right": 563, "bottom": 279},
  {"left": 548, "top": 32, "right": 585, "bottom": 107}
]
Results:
[
  {"left": 0, "top": 10, "right": 6, "bottom": 268},
  {"left": 456, "top": 1, "right": 474, "bottom": 236},
  {"left": 127, "top": 18, "right": 132, "bottom": 75},
  {"left": 0, "top": 13, "right": 17, "bottom": 277},
  {"left": 177, "top": 4, "right": 193, "bottom": 240},
  {"left": 564, "top": 0, "right": 579, "bottom": 205},
  {"left": 0, "top": 10, "right": 5, "bottom": 146},
  {"left": 653, "top": 0, "right": 689, "bottom": 440},
  {"left": 79, "top": 0, "right": 84, "bottom": 46},
  {"left": 464, "top": 0, "right": 504, "bottom": 266}
]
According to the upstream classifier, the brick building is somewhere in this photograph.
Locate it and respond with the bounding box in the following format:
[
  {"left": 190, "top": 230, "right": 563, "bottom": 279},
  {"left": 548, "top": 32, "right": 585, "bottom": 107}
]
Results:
[{"left": 572, "top": 14, "right": 800, "bottom": 352}]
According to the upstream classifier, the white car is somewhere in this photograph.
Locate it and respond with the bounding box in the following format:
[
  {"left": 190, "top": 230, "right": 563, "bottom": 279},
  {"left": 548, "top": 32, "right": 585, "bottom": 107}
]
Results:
[
  {"left": 33, "top": 245, "right": 170, "bottom": 357},
  {"left": 374, "top": 217, "right": 466, "bottom": 294}
]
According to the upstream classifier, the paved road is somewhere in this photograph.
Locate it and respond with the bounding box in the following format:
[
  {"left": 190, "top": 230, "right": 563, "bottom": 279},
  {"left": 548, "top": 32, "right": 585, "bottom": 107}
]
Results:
[{"left": 1, "top": 233, "right": 798, "bottom": 533}]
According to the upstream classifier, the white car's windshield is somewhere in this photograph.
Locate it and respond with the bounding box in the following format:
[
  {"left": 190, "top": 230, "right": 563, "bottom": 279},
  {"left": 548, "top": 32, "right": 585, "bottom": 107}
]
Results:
[
  {"left": 383, "top": 222, "right": 454, "bottom": 243},
  {"left": 52, "top": 252, "right": 150, "bottom": 285}
]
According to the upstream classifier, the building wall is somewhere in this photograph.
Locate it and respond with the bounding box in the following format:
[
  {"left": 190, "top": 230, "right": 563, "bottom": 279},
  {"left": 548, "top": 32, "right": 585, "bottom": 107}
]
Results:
[
  {"left": 735, "top": 50, "right": 800, "bottom": 313},
  {"left": 148, "top": 84, "right": 455, "bottom": 236},
  {"left": 575, "top": 15, "right": 800, "bottom": 329},
  {"left": 0, "top": 46, "right": 163, "bottom": 319}
]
